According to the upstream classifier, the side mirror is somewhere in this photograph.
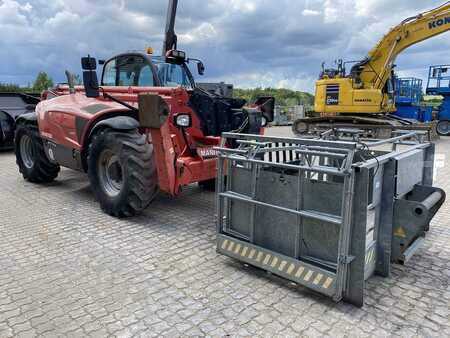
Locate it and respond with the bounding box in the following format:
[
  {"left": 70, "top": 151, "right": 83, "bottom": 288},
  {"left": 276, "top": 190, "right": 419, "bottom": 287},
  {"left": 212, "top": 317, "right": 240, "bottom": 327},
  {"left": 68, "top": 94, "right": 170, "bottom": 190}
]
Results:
[
  {"left": 197, "top": 62, "right": 205, "bottom": 76},
  {"left": 81, "top": 56, "right": 99, "bottom": 98},
  {"left": 98, "top": 59, "right": 106, "bottom": 65},
  {"left": 81, "top": 56, "right": 97, "bottom": 71},
  {"left": 254, "top": 96, "right": 275, "bottom": 123}
]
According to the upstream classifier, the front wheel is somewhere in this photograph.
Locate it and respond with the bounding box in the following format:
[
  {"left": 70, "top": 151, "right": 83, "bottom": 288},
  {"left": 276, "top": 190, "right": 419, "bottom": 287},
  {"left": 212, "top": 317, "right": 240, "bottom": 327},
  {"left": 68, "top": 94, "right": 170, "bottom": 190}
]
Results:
[
  {"left": 436, "top": 120, "right": 450, "bottom": 136},
  {"left": 15, "top": 124, "right": 60, "bottom": 183},
  {"left": 88, "top": 129, "right": 158, "bottom": 217}
]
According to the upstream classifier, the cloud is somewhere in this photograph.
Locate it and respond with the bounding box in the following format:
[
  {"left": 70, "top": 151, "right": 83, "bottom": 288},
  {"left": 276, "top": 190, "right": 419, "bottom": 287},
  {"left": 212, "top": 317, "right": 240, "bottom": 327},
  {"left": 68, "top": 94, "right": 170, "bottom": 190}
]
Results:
[
  {"left": 179, "top": 22, "right": 218, "bottom": 44},
  {"left": 0, "top": 0, "right": 448, "bottom": 93},
  {"left": 302, "top": 9, "right": 321, "bottom": 16},
  {"left": 0, "top": 0, "right": 32, "bottom": 25},
  {"left": 230, "top": 0, "right": 257, "bottom": 13}
]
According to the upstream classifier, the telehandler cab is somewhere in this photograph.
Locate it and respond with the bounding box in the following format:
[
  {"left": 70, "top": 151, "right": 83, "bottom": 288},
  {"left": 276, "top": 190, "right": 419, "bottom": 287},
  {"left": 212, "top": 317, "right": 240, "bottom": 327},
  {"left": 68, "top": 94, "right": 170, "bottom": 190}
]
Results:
[{"left": 14, "top": 0, "right": 274, "bottom": 217}]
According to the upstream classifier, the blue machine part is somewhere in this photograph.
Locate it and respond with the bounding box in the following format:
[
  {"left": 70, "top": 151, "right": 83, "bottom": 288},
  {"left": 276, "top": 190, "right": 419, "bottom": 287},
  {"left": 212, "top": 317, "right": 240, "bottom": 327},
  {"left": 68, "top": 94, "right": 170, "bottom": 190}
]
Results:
[
  {"left": 440, "top": 99, "right": 450, "bottom": 120},
  {"left": 420, "top": 106, "right": 433, "bottom": 123},
  {"left": 427, "top": 65, "right": 450, "bottom": 135},
  {"left": 394, "top": 77, "right": 423, "bottom": 120},
  {"left": 427, "top": 65, "right": 450, "bottom": 120},
  {"left": 395, "top": 105, "right": 420, "bottom": 120},
  {"left": 396, "top": 77, "right": 423, "bottom": 105},
  {"left": 427, "top": 65, "right": 450, "bottom": 96}
]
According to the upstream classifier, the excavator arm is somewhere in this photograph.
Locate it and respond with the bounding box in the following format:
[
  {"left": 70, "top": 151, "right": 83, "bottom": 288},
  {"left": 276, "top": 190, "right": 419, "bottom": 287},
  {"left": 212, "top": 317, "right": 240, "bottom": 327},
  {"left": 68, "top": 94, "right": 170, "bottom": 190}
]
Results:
[{"left": 359, "top": 2, "right": 450, "bottom": 90}]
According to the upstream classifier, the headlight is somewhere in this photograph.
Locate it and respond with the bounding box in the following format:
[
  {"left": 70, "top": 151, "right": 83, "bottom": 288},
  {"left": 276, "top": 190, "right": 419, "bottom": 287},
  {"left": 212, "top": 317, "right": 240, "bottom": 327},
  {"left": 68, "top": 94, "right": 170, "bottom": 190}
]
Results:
[
  {"left": 261, "top": 116, "right": 268, "bottom": 127},
  {"left": 167, "top": 49, "right": 186, "bottom": 61},
  {"left": 173, "top": 50, "right": 186, "bottom": 59},
  {"left": 175, "top": 114, "right": 192, "bottom": 128}
]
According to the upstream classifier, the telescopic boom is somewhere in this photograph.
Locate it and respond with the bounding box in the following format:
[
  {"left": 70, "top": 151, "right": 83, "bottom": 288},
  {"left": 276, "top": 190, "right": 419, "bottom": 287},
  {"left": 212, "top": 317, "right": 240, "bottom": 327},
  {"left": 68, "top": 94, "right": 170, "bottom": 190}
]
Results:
[{"left": 162, "top": 0, "right": 178, "bottom": 55}]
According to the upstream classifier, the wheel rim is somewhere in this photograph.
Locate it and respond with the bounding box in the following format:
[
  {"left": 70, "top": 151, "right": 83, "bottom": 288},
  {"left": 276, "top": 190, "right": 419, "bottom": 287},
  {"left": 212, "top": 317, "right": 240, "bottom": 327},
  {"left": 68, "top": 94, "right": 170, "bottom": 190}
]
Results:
[
  {"left": 437, "top": 121, "right": 450, "bottom": 136},
  {"left": 20, "top": 134, "right": 35, "bottom": 169},
  {"left": 295, "top": 122, "right": 308, "bottom": 134},
  {"left": 98, "top": 149, "right": 124, "bottom": 197}
]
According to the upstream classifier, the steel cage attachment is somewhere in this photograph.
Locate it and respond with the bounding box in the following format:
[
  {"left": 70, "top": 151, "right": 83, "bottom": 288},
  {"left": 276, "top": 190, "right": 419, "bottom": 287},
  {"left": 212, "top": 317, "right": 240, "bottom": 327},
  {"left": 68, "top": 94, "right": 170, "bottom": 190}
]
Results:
[{"left": 215, "top": 132, "right": 445, "bottom": 307}]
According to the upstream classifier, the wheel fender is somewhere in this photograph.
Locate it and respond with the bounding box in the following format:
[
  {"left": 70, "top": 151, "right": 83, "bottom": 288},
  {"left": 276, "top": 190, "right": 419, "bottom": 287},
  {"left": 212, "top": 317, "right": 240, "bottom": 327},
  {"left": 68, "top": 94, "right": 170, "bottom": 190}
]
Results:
[
  {"left": 0, "top": 110, "right": 13, "bottom": 121},
  {"left": 89, "top": 116, "right": 139, "bottom": 138},
  {"left": 0, "top": 111, "right": 15, "bottom": 143},
  {"left": 81, "top": 116, "right": 140, "bottom": 173},
  {"left": 15, "top": 112, "right": 37, "bottom": 126}
]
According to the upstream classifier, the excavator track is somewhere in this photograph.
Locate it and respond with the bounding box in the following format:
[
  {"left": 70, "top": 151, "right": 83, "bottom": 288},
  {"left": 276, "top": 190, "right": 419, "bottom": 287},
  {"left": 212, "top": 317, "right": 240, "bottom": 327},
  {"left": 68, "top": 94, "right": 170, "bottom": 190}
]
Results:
[{"left": 292, "top": 115, "right": 438, "bottom": 139}]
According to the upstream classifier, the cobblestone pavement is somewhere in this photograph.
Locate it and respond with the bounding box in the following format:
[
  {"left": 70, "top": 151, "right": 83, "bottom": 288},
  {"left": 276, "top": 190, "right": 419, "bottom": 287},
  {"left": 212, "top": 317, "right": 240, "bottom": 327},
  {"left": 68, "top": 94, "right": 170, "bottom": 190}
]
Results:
[{"left": 0, "top": 128, "right": 449, "bottom": 337}]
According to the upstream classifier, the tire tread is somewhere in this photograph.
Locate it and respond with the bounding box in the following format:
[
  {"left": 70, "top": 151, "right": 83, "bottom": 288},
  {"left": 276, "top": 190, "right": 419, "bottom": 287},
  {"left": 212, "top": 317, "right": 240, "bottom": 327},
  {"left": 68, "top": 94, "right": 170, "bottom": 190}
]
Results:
[
  {"left": 88, "top": 129, "right": 158, "bottom": 217},
  {"left": 15, "top": 124, "right": 60, "bottom": 183}
]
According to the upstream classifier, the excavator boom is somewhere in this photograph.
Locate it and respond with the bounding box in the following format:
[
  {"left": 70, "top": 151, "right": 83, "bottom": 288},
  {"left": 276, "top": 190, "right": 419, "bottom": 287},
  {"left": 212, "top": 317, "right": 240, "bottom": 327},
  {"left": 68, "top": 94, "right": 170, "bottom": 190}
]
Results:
[{"left": 361, "top": 2, "right": 450, "bottom": 90}]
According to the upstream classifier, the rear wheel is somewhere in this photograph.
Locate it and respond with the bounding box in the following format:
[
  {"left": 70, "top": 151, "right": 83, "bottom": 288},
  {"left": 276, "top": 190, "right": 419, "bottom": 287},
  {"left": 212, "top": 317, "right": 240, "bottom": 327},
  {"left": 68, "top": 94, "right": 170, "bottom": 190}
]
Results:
[
  {"left": 88, "top": 129, "right": 158, "bottom": 217},
  {"left": 292, "top": 120, "right": 309, "bottom": 136},
  {"left": 15, "top": 124, "right": 60, "bottom": 183},
  {"left": 436, "top": 120, "right": 450, "bottom": 136}
]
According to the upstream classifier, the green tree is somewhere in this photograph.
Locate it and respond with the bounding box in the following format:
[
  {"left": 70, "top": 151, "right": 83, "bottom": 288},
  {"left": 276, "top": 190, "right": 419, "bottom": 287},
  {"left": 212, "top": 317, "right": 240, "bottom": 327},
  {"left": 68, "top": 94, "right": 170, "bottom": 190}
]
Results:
[
  {"left": 233, "top": 87, "right": 315, "bottom": 108},
  {"left": 0, "top": 83, "right": 22, "bottom": 92},
  {"left": 33, "top": 72, "right": 54, "bottom": 92}
]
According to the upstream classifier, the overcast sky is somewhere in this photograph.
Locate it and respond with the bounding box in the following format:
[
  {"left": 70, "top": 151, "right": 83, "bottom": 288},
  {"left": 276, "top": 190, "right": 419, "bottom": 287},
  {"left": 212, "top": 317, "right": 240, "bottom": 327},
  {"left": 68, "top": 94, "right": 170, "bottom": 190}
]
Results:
[{"left": 0, "top": 0, "right": 448, "bottom": 93}]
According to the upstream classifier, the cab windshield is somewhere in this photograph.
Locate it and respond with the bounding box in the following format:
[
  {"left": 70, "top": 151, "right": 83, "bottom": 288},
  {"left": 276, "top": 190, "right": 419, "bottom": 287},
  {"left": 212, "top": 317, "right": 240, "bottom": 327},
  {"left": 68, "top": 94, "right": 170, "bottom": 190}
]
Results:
[{"left": 152, "top": 58, "right": 193, "bottom": 89}]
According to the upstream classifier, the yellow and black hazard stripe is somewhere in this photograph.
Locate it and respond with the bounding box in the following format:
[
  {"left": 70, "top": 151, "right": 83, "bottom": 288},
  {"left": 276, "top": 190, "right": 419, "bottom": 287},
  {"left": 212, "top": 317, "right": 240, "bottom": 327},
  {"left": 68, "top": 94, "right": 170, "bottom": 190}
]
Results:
[{"left": 218, "top": 235, "right": 337, "bottom": 297}]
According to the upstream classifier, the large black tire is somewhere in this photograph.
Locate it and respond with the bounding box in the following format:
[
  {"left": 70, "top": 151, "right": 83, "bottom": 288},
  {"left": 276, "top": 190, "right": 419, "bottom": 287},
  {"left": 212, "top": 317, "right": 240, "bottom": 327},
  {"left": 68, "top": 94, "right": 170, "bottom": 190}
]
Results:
[
  {"left": 15, "top": 124, "right": 60, "bottom": 183},
  {"left": 88, "top": 129, "right": 158, "bottom": 217},
  {"left": 436, "top": 120, "right": 450, "bottom": 136}
]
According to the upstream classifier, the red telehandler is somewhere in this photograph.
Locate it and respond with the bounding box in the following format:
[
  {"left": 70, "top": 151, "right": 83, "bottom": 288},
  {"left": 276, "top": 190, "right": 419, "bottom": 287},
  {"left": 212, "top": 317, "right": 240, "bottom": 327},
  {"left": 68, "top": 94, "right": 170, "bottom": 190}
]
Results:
[{"left": 14, "top": 0, "right": 274, "bottom": 217}]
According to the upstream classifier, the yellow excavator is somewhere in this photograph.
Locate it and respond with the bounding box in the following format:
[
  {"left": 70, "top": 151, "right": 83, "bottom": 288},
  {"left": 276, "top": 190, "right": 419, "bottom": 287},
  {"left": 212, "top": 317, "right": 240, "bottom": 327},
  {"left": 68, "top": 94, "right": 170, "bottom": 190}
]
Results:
[{"left": 294, "top": 2, "right": 450, "bottom": 136}]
